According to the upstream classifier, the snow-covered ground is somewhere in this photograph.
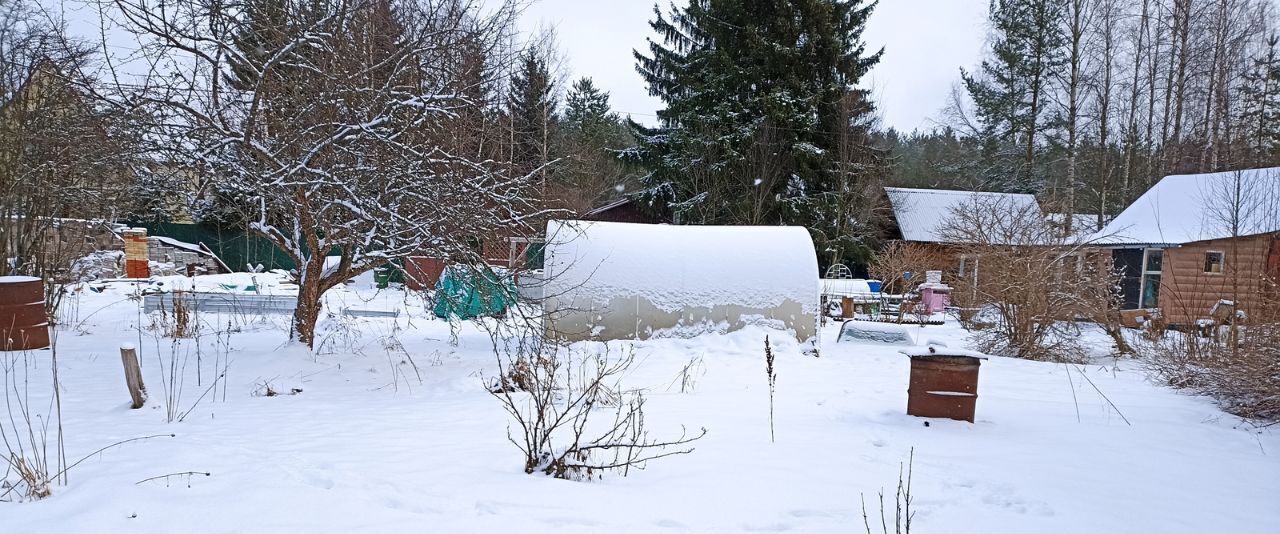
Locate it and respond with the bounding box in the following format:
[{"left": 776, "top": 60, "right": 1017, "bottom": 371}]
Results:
[{"left": 5, "top": 274, "right": 1278, "bottom": 533}]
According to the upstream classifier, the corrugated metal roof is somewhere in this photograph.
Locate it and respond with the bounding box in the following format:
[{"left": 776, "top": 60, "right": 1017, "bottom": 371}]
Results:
[{"left": 885, "top": 187, "right": 1041, "bottom": 244}]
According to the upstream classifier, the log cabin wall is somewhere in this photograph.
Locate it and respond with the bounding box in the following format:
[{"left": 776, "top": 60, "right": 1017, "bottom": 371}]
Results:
[{"left": 1158, "top": 233, "right": 1275, "bottom": 325}]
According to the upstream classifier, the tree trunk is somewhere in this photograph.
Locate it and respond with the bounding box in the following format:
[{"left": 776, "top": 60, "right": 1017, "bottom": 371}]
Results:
[
  {"left": 120, "top": 345, "right": 147, "bottom": 409},
  {"left": 1144, "top": 0, "right": 1165, "bottom": 192},
  {"left": 1063, "top": 0, "right": 1086, "bottom": 231},
  {"left": 1121, "top": 0, "right": 1151, "bottom": 204},
  {"left": 292, "top": 257, "right": 325, "bottom": 348},
  {"left": 1169, "top": 0, "right": 1193, "bottom": 169}
]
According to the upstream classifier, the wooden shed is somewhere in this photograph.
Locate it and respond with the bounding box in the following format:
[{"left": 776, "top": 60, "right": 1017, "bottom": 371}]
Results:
[{"left": 581, "top": 198, "right": 671, "bottom": 225}]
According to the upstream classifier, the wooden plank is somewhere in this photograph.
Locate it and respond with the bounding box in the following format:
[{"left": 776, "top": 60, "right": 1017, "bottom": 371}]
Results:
[{"left": 120, "top": 345, "right": 147, "bottom": 409}]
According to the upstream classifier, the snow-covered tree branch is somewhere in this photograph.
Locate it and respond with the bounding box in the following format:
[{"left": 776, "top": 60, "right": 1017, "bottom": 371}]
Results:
[{"left": 109, "top": 0, "right": 550, "bottom": 345}]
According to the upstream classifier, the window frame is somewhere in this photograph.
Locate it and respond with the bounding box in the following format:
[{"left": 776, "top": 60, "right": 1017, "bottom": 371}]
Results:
[
  {"left": 1139, "top": 248, "right": 1163, "bottom": 308},
  {"left": 1203, "top": 250, "right": 1225, "bottom": 275}
]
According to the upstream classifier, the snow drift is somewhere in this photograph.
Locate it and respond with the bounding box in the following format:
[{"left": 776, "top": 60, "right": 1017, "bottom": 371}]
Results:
[{"left": 541, "top": 220, "right": 819, "bottom": 343}]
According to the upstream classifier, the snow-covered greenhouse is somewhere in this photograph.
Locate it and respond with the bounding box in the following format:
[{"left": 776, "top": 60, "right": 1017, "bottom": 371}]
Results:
[{"left": 541, "top": 220, "right": 819, "bottom": 345}]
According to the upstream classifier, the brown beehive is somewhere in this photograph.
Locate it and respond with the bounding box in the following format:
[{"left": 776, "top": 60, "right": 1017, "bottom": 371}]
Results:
[{"left": 0, "top": 276, "right": 49, "bottom": 351}]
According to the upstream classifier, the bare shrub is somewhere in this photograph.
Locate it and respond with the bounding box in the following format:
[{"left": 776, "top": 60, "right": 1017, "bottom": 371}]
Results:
[
  {"left": 939, "top": 196, "right": 1125, "bottom": 361},
  {"left": 0, "top": 2, "right": 138, "bottom": 318},
  {"left": 488, "top": 333, "right": 705, "bottom": 480},
  {"left": 1140, "top": 280, "right": 1280, "bottom": 421}
]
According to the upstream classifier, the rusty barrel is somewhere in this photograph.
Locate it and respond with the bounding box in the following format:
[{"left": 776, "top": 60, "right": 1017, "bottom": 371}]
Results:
[
  {"left": 906, "top": 355, "right": 982, "bottom": 423},
  {"left": 0, "top": 276, "right": 49, "bottom": 351}
]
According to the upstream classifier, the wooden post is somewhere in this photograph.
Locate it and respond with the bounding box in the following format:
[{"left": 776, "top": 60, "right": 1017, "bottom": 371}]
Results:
[{"left": 120, "top": 345, "right": 147, "bottom": 409}]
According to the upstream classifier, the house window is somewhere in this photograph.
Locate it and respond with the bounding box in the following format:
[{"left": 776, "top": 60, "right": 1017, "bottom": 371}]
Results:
[
  {"left": 957, "top": 255, "right": 979, "bottom": 282},
  {"left": 1140, "top": 248, "right": 1163, "bottom": 308},
  {"left": 1144, "top": 249, "right": 1163, "bottom": 272},
  {"left": 1204, "top": 251, "right": 1224, "bottom": 274}
]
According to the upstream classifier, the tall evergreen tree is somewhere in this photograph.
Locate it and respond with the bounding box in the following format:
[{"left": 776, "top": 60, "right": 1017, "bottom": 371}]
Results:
[
  {"left": 564, "top": 77, "right": 613, "bottom": 131},
  {"left": 227, "top": 0, "right": 303, "bottom": 91},
  {"left": 961, "top": 0, "right": 1066, "bottom": 193},
  {"left": 1240, "top": 35, "right": 1280, "bottom": 167},
  {"left": 507, "top": 47, "right": 557, "bottom": 179},
  {"left": 630, "top": 0, "right": 884, "bottom": 266},
  {"left": 555, "top": 77, "right": 638, "bottom": 212}
]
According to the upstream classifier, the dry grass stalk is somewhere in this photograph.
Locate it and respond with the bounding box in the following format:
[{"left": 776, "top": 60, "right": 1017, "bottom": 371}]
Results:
[
  {"left": 861, "top": 448, "right": 915, "bottom": 534},
  {"left": 765, "top": 336, "right": 777, "bottom": 443}
]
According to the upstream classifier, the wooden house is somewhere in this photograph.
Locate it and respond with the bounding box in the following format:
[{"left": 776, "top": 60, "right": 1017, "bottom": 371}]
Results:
[
  {"left": 1093, "top": 168, "right": 1280, "bottom": 326},
  {"left": 882, "top": 187, "right": 1045, "bottom": 280}
]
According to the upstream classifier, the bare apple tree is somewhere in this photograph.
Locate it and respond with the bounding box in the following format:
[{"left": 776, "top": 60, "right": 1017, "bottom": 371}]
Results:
[{"left": 108, "top": 0, "right": 548, "bottom": 346}]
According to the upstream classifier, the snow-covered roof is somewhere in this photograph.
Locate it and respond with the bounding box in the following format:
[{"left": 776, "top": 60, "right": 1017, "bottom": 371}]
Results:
[
  {"left": 885, "top": 187, "right": 1041, "bottom": 244},
  {"left": 1093, "top": 168, "right": 1280, "bottom": 246},
  {"left": 583, "top": 198, "right": 631, "bottom": 217}
]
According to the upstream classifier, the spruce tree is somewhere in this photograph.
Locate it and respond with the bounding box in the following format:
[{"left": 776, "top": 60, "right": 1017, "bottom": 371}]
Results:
[
  {"left": 630, "top": 0, "right": 883, "bottom": 266},
  {"left": 565, "top": 77, "right": 614, "bottom": 132},
  {"left": 557, "top": 77, "right": 638, "bottom": 212},
  {"left": 508, "top": 47, "right": 558, "bottom": 178},
  {"left": 961, "top": 0, "right": 1066, "bottom": 193},
  {"left": 1241, "top": 35, "right": 1280, "bottom": 167},
  {"left": 227, "top": 0, "right": 295, "bottom": 91}
]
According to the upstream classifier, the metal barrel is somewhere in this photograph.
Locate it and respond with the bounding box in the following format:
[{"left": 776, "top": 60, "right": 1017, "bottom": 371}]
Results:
[
  {"left": 0, "top": 277, "right": 49, "bottom": 351},
  {"left": 906, "top": 355, "right": 982, "bottom": 423}
]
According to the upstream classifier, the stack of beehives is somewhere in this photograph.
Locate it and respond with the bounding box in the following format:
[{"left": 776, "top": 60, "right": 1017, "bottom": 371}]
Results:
[{"left": 122, "top": 228, "right": 150, "bottom": 278}]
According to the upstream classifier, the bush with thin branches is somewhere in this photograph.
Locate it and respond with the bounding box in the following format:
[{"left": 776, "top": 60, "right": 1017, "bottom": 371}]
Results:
[{"left": 488, "top": 332, "right": 705, "bottom": 480}]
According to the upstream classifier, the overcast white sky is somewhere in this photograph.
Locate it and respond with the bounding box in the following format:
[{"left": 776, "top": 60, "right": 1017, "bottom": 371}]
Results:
[{"left": 522, "top": 0, "right": 989, "bottom": 132}]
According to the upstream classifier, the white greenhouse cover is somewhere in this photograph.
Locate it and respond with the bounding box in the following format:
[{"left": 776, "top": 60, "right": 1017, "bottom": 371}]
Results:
[{"left": 542, "top": 221, "right": 819, "bottom": 343}]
